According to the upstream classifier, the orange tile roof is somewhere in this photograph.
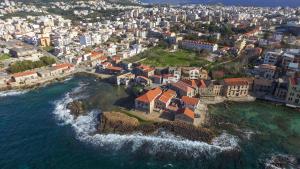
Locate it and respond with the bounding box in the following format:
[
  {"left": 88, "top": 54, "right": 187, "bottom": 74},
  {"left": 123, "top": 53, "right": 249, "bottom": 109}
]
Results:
[
  {"left": 171, "top": 81, "right": 194, "bottom": 92},
  {"left": 180, "top": 108, "right": 195, "bottom": 119},
  {"left": 107, "top": 66, "right": 123, "bottom": 71},
  {"left": 12, "top": 71, "right": 36, "bottom": 78},
  {"left": 198, "top": 80, "right": 207, "bottom": 88},
  {"left": 91, "top": 51, "right": 103, "bottom": 58},
  {"left": 158, "top": 89, "right": 177, "bottom": 104},
  {"left": 224, "top": 78, "right": 249, "bottom": 86},
  {"left": 164, "top": 89, "right": 177, "bottom": 97},
  {"left": 136, "top": 87, "right": 162, "bottom": 103},
  {"left": 182, "top": 79, "right": 197, "bottom": 88},
  {"left": 138, "top": 65, "right": 155, "bottom": 72},
  {"left": 182, "top": 96, "right": 200, "bottom": 106},
  {"left": 53, "top": 63, "right": 74, "bottom": 70}
]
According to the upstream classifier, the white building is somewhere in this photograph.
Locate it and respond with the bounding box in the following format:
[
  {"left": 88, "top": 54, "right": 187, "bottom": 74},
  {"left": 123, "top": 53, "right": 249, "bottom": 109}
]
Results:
[{"left": 180, "top": 40, "right": 218, "bottom": 52}]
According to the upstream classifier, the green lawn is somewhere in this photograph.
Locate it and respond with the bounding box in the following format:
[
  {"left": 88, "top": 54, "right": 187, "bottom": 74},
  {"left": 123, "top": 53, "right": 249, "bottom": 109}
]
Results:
[
  {"left": 132, "top": 48, "right": 210, "bottom": 67},
  {"left": 0, "top": 54, "right": 11, "bottom": 61}
]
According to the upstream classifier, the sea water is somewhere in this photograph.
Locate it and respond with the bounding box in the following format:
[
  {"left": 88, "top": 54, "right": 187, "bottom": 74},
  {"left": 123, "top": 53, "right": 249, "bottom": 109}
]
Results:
[{"left": 0, "top": 76, "right": 299, "bottom": 169}]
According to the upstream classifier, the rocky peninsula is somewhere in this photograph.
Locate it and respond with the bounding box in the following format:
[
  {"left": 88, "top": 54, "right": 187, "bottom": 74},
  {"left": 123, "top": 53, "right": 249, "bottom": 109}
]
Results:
[{"left": 67, "top": 100, "right": 215, "bottom": 143}]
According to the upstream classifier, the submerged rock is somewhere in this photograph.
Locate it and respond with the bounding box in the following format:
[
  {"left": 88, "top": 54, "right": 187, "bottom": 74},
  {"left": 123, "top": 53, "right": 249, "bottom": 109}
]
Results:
[
  {"left": 265, "top": 154, "right": 299, "bottom": 169},
  {"left": 98, "top": 112, "right": 215, "bottom": 143},
  {"left": 66, "top": 100, "right": 86, "bottom": 117}
]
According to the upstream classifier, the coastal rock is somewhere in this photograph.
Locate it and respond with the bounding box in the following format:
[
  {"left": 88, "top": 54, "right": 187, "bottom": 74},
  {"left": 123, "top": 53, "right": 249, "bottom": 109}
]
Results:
[
  {"left": 66, "top": 100, "right": 86, "bottom": 117},
  {"left": 98, "top": 112, "right": 215, "bottom": 143},
  {"left": 99, "top": 112, "right": 140, "bottom": 133},
  {"left": 265, "top": 154, "right": 299, "bottom": 169}
]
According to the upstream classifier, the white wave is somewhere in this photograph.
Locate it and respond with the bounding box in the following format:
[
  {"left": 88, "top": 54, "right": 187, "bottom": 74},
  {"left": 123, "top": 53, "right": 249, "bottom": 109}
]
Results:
[
  {"left": 52, "top": 86, "right": 240, "bottom": 158},
  {"left": 63, "top": 76, "right": 73, "bottom": 82},
  {"left": 0, "top": 90, "right": 29, "bottom": 97},
  {"left": 212, "top": 132, "right": 239, "bottom": 149}
]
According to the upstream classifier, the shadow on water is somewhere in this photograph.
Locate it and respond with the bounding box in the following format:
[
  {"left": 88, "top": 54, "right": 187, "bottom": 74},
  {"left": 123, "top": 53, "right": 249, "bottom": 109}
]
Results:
[{"left": 114, "top": 95, "right": 135, "bottom": 110}]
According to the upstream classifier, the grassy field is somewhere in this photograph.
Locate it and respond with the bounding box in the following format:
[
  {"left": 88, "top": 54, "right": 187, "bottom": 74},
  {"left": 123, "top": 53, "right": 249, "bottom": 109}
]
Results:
[
  {"left": 124, "top": 47, "right": 247, "bottom": 78},
  {"left": 127, "top": 47, "right": 210, "bottom": 67}
]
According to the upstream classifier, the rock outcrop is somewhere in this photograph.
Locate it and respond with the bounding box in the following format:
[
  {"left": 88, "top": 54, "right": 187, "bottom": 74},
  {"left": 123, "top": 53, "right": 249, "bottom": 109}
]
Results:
[
  {"left": 98, "top": 112, "right": 215, "bottom": 143},
  {"left": 99, "top": 112, "right": 140, "bottom": 133},
  {"left": 67, "top": 100, "right": 86, "bottom": 117}
]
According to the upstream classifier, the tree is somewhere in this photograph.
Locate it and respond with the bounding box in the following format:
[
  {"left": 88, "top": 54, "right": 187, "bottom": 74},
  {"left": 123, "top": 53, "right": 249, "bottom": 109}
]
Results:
[{"left": 8, "top": 56, "right": 56, "bottom": 73}]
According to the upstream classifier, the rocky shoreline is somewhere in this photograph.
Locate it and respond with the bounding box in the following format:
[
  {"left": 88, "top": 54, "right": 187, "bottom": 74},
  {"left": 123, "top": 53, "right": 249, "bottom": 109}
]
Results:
[
  {"left": 66, "top": 100, "right": 215, "bottom": 143},
  {"left": 0, "top": 73, "right": 74, "bottom": 92},
  {"left": 99, "top": 112, "right": 215, "bottom": 142},
  {"left": 0, "top": 71, "right": 114, "bottom": 93}
]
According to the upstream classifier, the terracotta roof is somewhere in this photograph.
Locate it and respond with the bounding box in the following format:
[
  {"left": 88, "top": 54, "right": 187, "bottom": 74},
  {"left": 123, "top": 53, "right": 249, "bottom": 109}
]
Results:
[
  {"left": 91, "top": 51, "right": 103, "bottom": 58},
  {"left": 170, "top": 81, "right": 194, "bottom": 92},
  {"left": 53, "top": 63, "right": 74, "bottom": 70},
  {"left": 137, "top": 65, "right": 155, "bottom": 72},
  {"left": 179, "top": 108, "right": 195, "bottom": 119},
  {"left": 198, "top": 80, "right": 207, "bottom": 88},
  {"left": 136, "top": 87, "right": 162, "bottom": 103},
  {"left": 224, "top": 78, "right": 249, "bottom": 86},
  {"left": 107, "top": 66, "right": 123, "bottom": 71},
  {"left": 182, "top": 96, "right": 200, "bottom": 106},
  {"left": 164, "top": 89, "right": 177, "bottom": 97},
  {"left": 12, "top": 71, "right": 36, "bottom": 78},
  {"left": 158, "top": 89, "right": 177, "bottom": 104},
  {"left": 182, "top": 79, "right": 197, "bottom": 89}
]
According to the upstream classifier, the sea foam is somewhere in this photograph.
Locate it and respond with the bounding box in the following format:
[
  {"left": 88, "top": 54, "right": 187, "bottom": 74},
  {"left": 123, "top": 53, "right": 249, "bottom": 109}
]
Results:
[
  {"left": 0, "top": 90, "right": 29, "bottom": 97},
  {"left": 52, "top": 85, "right": 240, "bottom": 158}
]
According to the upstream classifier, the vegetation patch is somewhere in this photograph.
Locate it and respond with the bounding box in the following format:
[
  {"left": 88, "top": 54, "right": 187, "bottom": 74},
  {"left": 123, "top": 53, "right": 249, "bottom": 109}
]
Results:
[
  {"left": 0, "top": 54, "right": 11, "bottom": 61},
  {"left": 8, "top": 56, "right": 56, "bottom": 73},
  {"left": 43, "top": 46, "right": 55, "bottom": 53},
  {"left": 132, "top": 47, "right": 211, "bottom": 67}
]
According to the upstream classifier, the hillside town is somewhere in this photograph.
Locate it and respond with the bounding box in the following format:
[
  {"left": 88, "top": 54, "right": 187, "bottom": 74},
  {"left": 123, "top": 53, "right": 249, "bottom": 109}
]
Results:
[{"left": 1, "top": 0, "right": 300, "bottom": 126}]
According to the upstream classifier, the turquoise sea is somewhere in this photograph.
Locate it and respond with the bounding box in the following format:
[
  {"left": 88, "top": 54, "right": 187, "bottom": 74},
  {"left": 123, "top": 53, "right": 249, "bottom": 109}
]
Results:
[{"left": 0, "top": 76, "right": 299, "bottom": 169}]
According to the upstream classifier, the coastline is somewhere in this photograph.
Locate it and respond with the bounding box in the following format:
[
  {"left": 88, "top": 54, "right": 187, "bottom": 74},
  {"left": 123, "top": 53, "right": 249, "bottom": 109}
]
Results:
[
  {"left": 0, "top": 71, "right": 113, "bottom": 93},
  {"left": 0, "top": 73, "right": 74, "bottom": 92},
  {"left": 2, "top": 71, "right": 294, "bottom": 113}
]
